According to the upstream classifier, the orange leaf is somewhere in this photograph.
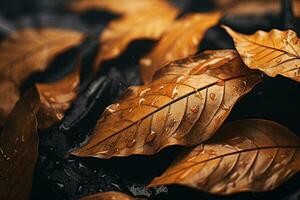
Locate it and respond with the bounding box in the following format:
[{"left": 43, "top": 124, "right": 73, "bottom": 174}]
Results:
[
  {"left": 36, "top": 66, "right": 80, "bottom": 129},
  {"left": 140, "top": 12, "right": 221, "bottom": 84},
  {"left": 149, "top": 119, "right": 300, "bottom": 195},
  {"left": 80, "top": 191, "right": 136, "bottom": 200},
  {"left": 0, "top": 28, "right": 84, "bottom": 85},
  {"left": 72, "top": 50, "right": 261, "bottom": 159},
  {"left": 223, "top": 25, "right": 300, "bottom": 82},
  {"left": 94, "top": 1, "right": 179, "bottom": 67},
  {"left": 70, "top": 0, "right": 172, "bottom": 15},
  {"left": 0, "top": 87, "right": 40, "bottom": 200}
]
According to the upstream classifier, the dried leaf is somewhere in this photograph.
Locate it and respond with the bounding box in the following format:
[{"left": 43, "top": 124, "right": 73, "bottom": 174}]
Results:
[
  {"left": 0, "top": 87, "right": 40, "bottom": 200},
  {"left": 140, "top": 12, "right": 221, "bottom": 84},
  {"left": 0, "top": 77, "right": 19, "bottom": 127},
  {"left": 70, "top": 0, "right": 172, "bottom": 15},
  {"left": 94, "top": 1, "right": 179, "bottom": 67},
  {"left": 149, "top": 119, "right": 300, "bottom": 195},
  {"left": 222, "top": 25, "right": 300, "bottom": 82},
  {"left": 0, "top": 28, "right": 84, "bottom": 85},
  {"left": 72, "top": 50, "right": 261, "bottom": 159},
  {"left": 80, "top": 191, "right": 135, "bottom": 200},
  {"left": 36, "top": 66, "right": 80, "bottom": 129},
  {"left": 218, "top": 0, "right": 280, "bottom": 16}
]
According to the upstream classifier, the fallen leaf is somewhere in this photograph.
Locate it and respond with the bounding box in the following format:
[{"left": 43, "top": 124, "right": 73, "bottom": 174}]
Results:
[
  {"left": 69, "top": 0, "right": 172, "bottom": 15},
  {"left": 0, "top": 28, "right": 84, "bottom": 85},
  {"left": 140, "top": 12, "right": 221, "bottom": 84},
  {"left": 94, "top": 1, "right": 179, "bottom": 67},
  {"left": 0, "top": 77, "right": 19, "bottom": 127},
  {"left": 217, "top": 0, "right": 280, "bottom": 16},
  {"left": 0, "top": 87, "right": 40, "bottom": 200},
  {"left": 72, "top": 50, "right": 261, "bottom": 159},
  {"left": 80, "top": 191, "right": 136, "bottom": 200},
  {"left": 36, "top": 66, "right": 80, "bottom": 129},
  {"left": 149, "top": 119, "right": 300, "bottom": 195},
  {"left": 222, "top": 25, "right": 300, "bottom": 82}
]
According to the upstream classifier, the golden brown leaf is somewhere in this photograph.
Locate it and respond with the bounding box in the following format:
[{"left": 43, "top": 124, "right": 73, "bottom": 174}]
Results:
[
  {"left": 140, "top": 12, "right": 221, "bottom": 84},
  {"left": 0, "top": 77, "right": 19, "bottom": 127},
  {"left": 94, "top": 2, "right": 179, "bottom": 67},
  {"left": 223, "top": 25, "right": 300, "bottom": 82},
  {"left": 149, "top": 119, "right": 300, "bottom": 195},
  {"left": 70, "top": 0, "right": 172, "bottom": 15},
  {"left": 72, "top": 50, "right": 261, "bottom": 159},
  {"left": 36, "top": 66, "right": 80, "bottom": 129},
  {"left": 0, "top": 28, "right": 84, "bottom": 85},
  {"left": 217, "top": 0, "right": 280, "bottom": 16},
  {"left": 80, "top": 191, "right": 136, "bottom": 200},
  {"left": 0, "top": 87, "right": 40, "bottom": 200}
]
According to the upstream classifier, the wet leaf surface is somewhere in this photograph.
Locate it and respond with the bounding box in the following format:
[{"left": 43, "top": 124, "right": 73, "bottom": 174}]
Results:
[
  {"left": 140, "top": 12, "right": 221, "bottom": 84},
  {"left": 0, "top": 87, "right": 40, "bottom": 200},
  {"left": 150, "top": 119, "right": 300, "bottom": 195},
  {"left": 223, "top": 25, "right": 300, "bottom": 82},
  {"left": 72, "top": 50, "right": 261, "bottom": 159}
]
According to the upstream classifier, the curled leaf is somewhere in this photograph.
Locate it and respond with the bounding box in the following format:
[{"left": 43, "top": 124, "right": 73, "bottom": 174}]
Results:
[
  {"left": 70, "top": 0, "right": 172, "bottom": 15},
  {"left": 0, "top": 77, "right": 19, "bottom": 127},
  {"left": 94, "top": 1, "right": 179, "bottom": 67},
  {"left": 140, "top": 12, "right": 221, "bottom": 84},
  {"left": 36, "top": 66, "right": 80, "bottom": 129},
  {"left": 222, "top": 25, "right": 300, "bottom": 82},
  {"left": 149, "top": 119, "right": 300, "bottom": 195},
  {"left": 0, "top": 28, "right": 84, "bottom": 85},
  {"left": 72, "top": 50, "right": 261, "bottom": 159},
  {"left": 80, "top": 191, "right": 135, "bottom": 200},
  {"left": 0, "top": 87, "right": 40, "bottom": 200}
]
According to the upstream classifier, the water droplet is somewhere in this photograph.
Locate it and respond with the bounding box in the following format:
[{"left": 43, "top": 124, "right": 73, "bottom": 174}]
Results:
[
  {"left": 230, "top": 172, "right": 239, "bottom": 180},
  {"left": 57, "top": 182, "right": 65, "bottom": 189},
  {"left": 151, "top": 96, "right": 161, "bottom": 106},
  {"left": 172, "top": 86, "right": 178, "bottom": 99},
  {"left": 176, "top": 76, "right": 185, "bottom": 83},
  {"left": 127, "top": 139, "right": 136, "bottom": 148},
  {"left": 139, "top": 88, "right": 151, "bottom": 96},
  {"left": 140, "top": 58, "right": 152, "bottom": 66},
  {"left": 273, "top": 163, "right": 281, "bottom": 170},
  {"left": 228, "top": 182, "right": 235, "bottom": 188},
  {"left": 146, "top": 131, "right": 157, "bottom": 143},
  {"left": 222, "top": 103, "right": 230, "bottom": 110},
  {"left": 98, "top": 150, "right": 110, "bottom": 155},
  {"left": 275, "top": 57, "right": 282, "bottom": 63},
  {"left": 190, "top": 105, "right": 199, "bottom": 113},
  {"left": 139, "top": 98, "right": 145, "bottom": 106},
  {"left": 209, "top": 93, "right": 216, "bottom": 100}
]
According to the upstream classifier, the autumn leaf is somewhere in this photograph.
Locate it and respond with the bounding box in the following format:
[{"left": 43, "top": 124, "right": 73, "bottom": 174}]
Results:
[
  {"left": 80, "top": 191, "right": 136, "bottom": 200},
  {"left": 69, "top": 0, "right": 172, "bottom": 15},
  {"left": 36, "top": 66, "right": 80, "bottom": 129},
  {"left": 222, "top": 25, "right": 300, "bottom": 82},
  {"left": 217, "top": 0, "right": 280, "bottom": 16},
  {"left": 0, "top": 87, "right": 40, "bottom": 200},
  {"left": 149, "top": 119, "right": 300, "bottom": 195},
  {"left": 0, "top": 28, "right": 84, "bottom": 85},
  {"left": 72, "top": 50, "right": 261, "bottom": 159},
  {"left": 0, "top": 77, "right": 19, "bottom": 127},
  {"left": 94, "top": 1, "right": 179, "bottom": 67},
  {"left": 140, "top": 12, "right": 221, "bottom": 84}
]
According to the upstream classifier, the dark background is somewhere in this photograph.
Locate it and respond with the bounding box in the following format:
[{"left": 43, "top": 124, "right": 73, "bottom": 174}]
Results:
[{"left": 1, "top": 0, "right": 300, "bottom": 199}]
